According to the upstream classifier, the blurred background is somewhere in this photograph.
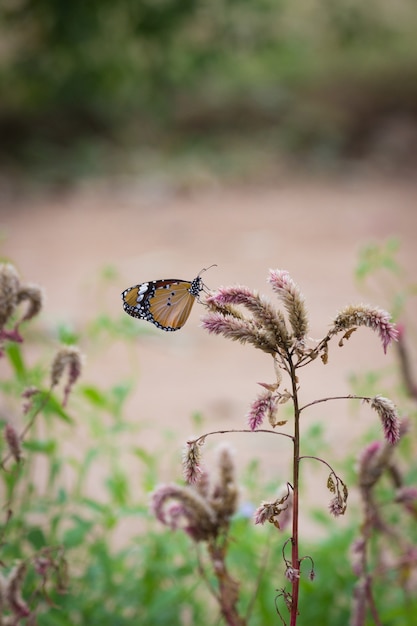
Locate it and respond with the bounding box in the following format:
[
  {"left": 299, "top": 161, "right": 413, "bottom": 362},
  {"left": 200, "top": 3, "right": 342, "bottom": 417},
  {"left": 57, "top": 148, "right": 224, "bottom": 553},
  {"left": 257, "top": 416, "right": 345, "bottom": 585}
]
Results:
[
  {"left": 0, "top": 3, "right": 417, "bottom": 623},
  {"left": 1, "top": 0, "right": 417, "bottom": 531}
]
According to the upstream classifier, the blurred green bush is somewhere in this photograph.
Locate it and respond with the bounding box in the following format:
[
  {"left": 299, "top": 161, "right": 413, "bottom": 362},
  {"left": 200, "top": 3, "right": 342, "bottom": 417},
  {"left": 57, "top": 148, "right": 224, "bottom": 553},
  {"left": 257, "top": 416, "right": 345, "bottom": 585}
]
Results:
[{"left": 1, "top": 0, "right": 417, "bottom": 170}]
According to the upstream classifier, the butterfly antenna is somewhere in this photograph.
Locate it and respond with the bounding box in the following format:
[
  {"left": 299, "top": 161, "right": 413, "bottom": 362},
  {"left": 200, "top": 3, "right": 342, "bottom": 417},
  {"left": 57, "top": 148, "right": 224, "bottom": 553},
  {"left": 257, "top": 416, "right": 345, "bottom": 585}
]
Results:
[
  {"left": 198, "top": 264, "right": 217, "bottom": 277},
  {"left": 198, "top": 264, "right": 217, "bottom": 295}
]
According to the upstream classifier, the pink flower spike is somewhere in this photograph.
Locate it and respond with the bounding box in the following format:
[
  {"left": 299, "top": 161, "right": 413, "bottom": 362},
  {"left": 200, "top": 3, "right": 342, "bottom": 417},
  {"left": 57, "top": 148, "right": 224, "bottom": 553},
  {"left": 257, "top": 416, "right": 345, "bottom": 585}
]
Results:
[
  {"left": 206, "top": 285, "right": 256, "bottom": 307},
  {"left": 371, "top": 396, "right": 400, "bottom": 445},
  {"left": 332, "top": 304, "right": 398, "bottom": 354},
  {"left": 247, "top": 391, "right": 275, "bottom": 431}
]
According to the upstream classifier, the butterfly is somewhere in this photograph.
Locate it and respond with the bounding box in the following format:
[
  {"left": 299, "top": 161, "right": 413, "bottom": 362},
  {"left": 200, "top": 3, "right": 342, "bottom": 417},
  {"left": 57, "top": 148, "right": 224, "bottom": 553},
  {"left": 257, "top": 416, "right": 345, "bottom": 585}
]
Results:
[{"left": 121, "top": 266, "right": 215, "bottom": 332}]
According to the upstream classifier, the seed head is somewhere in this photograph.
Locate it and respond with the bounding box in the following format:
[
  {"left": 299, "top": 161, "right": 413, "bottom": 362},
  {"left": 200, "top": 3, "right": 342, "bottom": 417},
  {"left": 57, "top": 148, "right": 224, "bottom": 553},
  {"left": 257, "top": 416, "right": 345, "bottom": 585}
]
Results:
[
  {"left": 182, "top": 438, "right": 204, "bottom": 484},
  {"left": 331, "top": 304, "right": 398, "bottom": 354}
]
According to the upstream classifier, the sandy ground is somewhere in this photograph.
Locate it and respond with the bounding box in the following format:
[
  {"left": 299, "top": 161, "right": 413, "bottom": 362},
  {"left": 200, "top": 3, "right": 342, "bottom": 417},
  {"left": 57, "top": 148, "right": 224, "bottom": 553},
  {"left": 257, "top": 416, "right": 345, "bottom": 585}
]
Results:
[{"left": 1, "top": 172, "right": 416, "bottom": 536}]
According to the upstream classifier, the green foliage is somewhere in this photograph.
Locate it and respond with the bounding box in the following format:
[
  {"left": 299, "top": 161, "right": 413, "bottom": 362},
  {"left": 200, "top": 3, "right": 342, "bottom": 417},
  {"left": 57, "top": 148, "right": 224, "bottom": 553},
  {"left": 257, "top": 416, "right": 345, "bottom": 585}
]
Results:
[
  {"left": 1, "top": 249, "right": 416, "bottom": 624},
  {"left": 1, "top": 0, "right": 417, "bottom": 174}
]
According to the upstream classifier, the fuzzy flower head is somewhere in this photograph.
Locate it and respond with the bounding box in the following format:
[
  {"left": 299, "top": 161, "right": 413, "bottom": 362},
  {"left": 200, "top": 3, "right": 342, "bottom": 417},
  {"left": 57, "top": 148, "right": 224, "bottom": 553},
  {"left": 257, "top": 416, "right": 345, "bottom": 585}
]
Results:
[
  {"left": 331, "top": 304, "right": 398, "bottom": 354},
  {"left": 0, "top": 265, "right": 43, "bottom": 357},
  {"left": 0, "top": 263, "right": 20, "bottom": 328},
  {"left": 370, "top": 395, "right": 400, "bottom": 444},
  {"left": 182, "top": 438, "right": 204, "bottom": 484},
  {"left": 205, "top": 285, "right": 290, "bottom": 352},
  {"left": 357, "top": 440, "right": 384, "bottom": 488},
  {"left": 152, "top": 444, "right": 239, "bottom": 542},
  {"left": 247, "top": 391, "right": 278, "bottom": 431},
  {"left": 150, "top": 484, "right": 217, "bottom": 542},
  {"left": 210, "top": 444, "right": 238, "bottom": 522},
  {"left": 268, "top": 269, "right": 309, "bottom": 340},
  {"left": 202, "top": 284, "right": 289, "bottom": 356}
]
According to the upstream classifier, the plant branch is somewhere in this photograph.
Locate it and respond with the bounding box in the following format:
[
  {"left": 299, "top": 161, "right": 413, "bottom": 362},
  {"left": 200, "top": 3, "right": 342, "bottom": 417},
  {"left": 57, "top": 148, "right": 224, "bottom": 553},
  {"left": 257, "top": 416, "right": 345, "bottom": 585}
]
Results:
[
  {"left": 299, "top": 395, "right": 371, "bottom": 413},
  {"left": 192, "top": 429, "right": 294, "bottom": 446}
]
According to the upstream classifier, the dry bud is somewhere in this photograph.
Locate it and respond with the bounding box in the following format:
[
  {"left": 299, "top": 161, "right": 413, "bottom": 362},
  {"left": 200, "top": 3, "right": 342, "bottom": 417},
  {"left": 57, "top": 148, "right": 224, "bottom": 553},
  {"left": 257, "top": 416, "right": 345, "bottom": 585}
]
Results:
[
  {"left": 16, "top": 284, "right": 43, "bottom": 323},
  {"left": 21, "top": 386, "right": 40, "bottom": 415},
  {"left": 285, "top": 566, "right": 300, "bottom": 582},
  {"left": 7, "top": 561, "right": 30, "bottom": 618},
  {"left": 210, "top": 444, "right": 238, "bottom": 522},
  {"left": 329, "top": 495, "right": 345, "bottom": 517},
  {"left": 50, "top": 346, "right": 83, "bottom": 405},
  {"left": 254, "top": 485, "right": 293, "bottom": 529},
  {"left": 4, "top": 423, "right": 22, "bottom": 463}
]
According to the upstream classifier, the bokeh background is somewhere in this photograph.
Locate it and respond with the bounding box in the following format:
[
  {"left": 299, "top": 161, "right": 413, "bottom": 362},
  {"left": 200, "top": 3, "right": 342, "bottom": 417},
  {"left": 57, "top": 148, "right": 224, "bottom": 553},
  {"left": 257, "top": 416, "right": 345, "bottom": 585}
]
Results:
[{"left": 1, "top": 0, "right": 417, "bottom": 533}]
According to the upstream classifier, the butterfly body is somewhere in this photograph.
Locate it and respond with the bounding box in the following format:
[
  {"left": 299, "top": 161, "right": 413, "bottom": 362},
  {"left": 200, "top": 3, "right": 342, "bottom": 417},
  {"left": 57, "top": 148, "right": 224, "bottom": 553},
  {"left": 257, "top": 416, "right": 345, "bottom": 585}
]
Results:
[{"left": 122, "top": 276, "right": 203, "bottom": 331}]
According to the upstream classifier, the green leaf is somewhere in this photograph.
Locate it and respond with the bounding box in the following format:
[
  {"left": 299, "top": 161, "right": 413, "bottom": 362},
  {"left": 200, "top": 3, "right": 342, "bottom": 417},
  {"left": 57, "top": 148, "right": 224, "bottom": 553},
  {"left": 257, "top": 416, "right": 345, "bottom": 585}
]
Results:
[
  {"left": 27, "top": 526, "right": 47, "bottom": 549},
  {"left": 80, "top": 498, "right": 109, "bottom": 515},
  {"left": 5, "top": 343, "right": 26, "bottom": 379},
  {"left": 106, "top": 470, "right": 129, "bottom": 507},
  {"left": 56, "top": 322, "right": 79, "bottom": 345},
  {"left": 132, "top": 446, "right": 158, "bottom": 489},
  {"left": 23, "top": 439, "right": 57, "bottom": 455},
  {"left": 81, "top": 385, "right": 109, "bottom": 409},
  {"left": 110, "top": 382, "right": 132, "bottom": 413},
  {"left": 62, "top": 517, "right": 94, "bottom": 548},
  {"left": 41, "top": 393, "right": 74, "bottom": 423},
  {"left": 100, "top": 265, "right": 118, "bottom": 281}
]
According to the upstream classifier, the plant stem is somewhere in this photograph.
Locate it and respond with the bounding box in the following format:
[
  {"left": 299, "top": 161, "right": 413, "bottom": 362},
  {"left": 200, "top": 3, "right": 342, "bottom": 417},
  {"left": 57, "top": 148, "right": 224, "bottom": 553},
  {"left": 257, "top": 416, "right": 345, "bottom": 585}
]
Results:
[{"left": 289, "top": 356, "right": 300, "bottom": 625}]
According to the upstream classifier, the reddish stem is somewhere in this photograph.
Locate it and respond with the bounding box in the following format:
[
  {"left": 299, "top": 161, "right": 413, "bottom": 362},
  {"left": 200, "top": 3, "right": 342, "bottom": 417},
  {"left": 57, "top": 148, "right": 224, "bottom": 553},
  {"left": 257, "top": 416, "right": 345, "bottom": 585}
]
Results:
[{"left": 289, "top": 356, "right": 300, "bottom": 625}]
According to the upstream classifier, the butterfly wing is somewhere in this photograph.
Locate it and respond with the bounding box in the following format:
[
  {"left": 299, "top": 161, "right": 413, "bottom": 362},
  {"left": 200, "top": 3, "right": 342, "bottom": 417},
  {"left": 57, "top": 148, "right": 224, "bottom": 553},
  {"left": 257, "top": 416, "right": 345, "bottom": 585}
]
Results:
[
  {"left": 122, "top": 277, "right": 202, "bottom": 331},
  {"left": 148, "top": 281, "right": 196, "bottom": 329}
]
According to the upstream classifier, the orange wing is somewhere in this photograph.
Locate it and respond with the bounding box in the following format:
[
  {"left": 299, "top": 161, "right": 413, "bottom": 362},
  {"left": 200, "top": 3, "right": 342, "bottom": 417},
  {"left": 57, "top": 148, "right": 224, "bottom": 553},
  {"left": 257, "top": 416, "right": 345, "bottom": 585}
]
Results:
[
  {"left": 149, "top": 282, "right": 195, "bottom": 329},
  {"left": 123, "top": 286, "right": 142, "bottom": 308}
]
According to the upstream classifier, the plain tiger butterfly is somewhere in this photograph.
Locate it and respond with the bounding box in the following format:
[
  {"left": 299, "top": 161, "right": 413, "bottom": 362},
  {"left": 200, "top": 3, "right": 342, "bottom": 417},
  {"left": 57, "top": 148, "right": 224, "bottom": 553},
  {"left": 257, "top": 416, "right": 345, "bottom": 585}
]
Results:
[{"left": 121, "top": 266, "right": 215, "bottom": 332}]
